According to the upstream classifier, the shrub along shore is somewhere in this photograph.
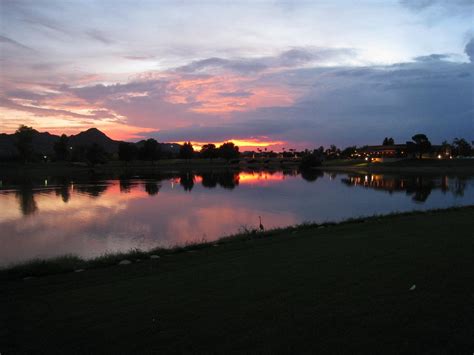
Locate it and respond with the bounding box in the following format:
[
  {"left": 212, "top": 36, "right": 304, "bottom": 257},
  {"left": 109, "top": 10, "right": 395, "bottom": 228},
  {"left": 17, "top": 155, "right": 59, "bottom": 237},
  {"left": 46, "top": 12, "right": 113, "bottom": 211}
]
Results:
[{"left": 2, "top": 206, "right": 474, "bottom": 353}]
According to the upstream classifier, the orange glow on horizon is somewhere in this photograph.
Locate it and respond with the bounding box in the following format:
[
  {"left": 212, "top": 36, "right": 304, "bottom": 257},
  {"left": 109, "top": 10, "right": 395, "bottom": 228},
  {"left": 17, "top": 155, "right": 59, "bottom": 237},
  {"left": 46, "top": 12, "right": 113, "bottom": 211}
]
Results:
[{"left": 177, "top": 139, "right": 286, "bottom": 151}]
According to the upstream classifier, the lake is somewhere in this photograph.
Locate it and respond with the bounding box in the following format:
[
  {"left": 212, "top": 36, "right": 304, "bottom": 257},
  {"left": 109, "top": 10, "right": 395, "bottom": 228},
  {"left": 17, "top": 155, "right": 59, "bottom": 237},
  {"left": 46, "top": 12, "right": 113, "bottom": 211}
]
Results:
[{"left": 1, "top": 169, "right": 473, "bottom": 265}]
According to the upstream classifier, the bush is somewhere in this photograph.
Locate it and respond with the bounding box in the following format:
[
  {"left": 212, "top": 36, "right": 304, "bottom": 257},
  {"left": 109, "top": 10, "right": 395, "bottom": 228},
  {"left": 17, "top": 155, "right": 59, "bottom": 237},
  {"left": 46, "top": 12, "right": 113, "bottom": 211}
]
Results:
[{"left": 300, "top": 153, "right": 322, "bottom": 169}]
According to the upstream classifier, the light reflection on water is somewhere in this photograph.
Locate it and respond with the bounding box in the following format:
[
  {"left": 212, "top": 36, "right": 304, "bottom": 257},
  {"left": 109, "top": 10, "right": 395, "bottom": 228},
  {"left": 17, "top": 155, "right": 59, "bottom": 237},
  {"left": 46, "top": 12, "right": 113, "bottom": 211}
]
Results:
[{"left": 1, "top": 169, "right": 473, "bottom": 265}]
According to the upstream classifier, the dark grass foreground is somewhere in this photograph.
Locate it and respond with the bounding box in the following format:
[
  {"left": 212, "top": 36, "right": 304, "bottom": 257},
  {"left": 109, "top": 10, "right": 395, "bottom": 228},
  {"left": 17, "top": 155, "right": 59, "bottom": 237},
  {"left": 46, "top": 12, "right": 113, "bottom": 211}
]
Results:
[{"left": 1, "top": 206, "right": 474, "bottom": 354}]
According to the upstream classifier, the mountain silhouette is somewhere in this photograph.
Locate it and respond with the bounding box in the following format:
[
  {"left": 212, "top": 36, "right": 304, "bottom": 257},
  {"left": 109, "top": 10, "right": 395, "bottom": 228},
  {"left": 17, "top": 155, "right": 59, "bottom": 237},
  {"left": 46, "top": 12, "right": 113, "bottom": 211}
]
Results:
[
  {"left": 69, "top": 128, "right": 119, "bottom": 153},
  {"left": 0, "top": 127, "right": 180, "bottom": 159}
]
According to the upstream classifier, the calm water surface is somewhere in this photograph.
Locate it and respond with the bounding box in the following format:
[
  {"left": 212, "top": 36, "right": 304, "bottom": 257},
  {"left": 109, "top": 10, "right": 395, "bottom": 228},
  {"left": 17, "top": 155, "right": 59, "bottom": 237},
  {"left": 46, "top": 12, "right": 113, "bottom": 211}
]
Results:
[{"left": 1, "top": 169, "right": 473, "bottom": 265}]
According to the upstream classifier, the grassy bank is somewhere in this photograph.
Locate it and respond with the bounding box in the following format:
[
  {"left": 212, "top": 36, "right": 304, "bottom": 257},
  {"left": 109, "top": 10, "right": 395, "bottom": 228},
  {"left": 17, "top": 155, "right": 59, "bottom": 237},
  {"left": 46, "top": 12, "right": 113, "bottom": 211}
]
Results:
[
  {"left": 321, "top": 158, "right": 474, "bottom": 174},
  {"left": 2, "top": 206, "right": 474, "bottom": 353},
  {"left": 1, "top": 206, "right": 471, "bottom": 280}
]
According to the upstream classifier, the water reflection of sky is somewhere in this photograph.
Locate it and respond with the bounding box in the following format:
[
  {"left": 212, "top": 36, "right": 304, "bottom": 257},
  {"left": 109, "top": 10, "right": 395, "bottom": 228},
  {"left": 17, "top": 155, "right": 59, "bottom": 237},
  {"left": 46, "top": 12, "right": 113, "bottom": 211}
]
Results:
[{"left": 1, "top": 171, "right": 473, "bottom": 265}]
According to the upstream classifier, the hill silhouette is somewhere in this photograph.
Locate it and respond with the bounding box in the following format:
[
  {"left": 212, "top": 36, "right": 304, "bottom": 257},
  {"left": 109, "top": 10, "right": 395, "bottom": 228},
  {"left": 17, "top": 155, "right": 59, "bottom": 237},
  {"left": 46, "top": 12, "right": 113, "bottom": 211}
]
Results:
[
  {"left": 0, "top": 127, "right": 179, "bottom": 159},
  {"left": 69, "top": 128, "right": 119, "bottom": 153}
]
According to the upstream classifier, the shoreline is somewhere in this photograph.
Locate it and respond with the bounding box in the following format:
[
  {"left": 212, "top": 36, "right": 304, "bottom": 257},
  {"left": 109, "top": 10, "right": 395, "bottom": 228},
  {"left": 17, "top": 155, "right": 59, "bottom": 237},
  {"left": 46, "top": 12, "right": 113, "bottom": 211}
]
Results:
[
  {"left": 316, "top": 164, "right": 474, "bottom": 174},
  {"left": 3, "top": 204, "right": 474, "bottom": 353},
  {"left": 2, "top": 205, "right": 473, "bottom": 280},
  {"left": 2, "top": 158, "right": 474, "bottom": 177}
]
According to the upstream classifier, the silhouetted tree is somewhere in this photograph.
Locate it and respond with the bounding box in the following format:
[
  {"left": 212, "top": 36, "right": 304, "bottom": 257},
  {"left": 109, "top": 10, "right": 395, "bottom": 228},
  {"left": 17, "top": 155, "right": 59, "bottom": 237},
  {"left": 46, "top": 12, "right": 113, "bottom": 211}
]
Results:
[
  {"left": 218, "top": 142, "right": 239, "bottom": 161},
  {"left": 326, "top": 145, "right": 340, "bottom": 159},
  {"left": 411, "top": 134, "right": 431, "bottom": 159},
  {"left": 54, "top": 134, "right": 70, "bottom": 161},
  {"left": 383, "top": 137, "right": 394, "bottom": 145},
  {"left": 341, "top": 146, "right": 357, "bottom": 158},
  {"left": 139, "top": 139, "right": 160, "bottom": 162},
  {"left": 70, "top": 145, "right": 87, "bottom": 162},
  {"left": 440, "top": 140, "right": 452, "bottom": 157},
  {"left": 452, "top": 138, "right": 472, "bottom": 157},
  {"left": 179, "top": 142, "right": 194, "bottom": 159},
  {"left": 300, "top": 152, "right": 322, "bottom": 169},
  {"left": 200, "top": 144, "right": 218, "bottom": 159},
  {"left": 15, "top": 125, "right": 35, "bottom": 162},
  {"left": 86, "top": 143, "right": 107, "bottom": 165},
  {"left": 118, "top": 142, "right": 138, "bottom": 162}
]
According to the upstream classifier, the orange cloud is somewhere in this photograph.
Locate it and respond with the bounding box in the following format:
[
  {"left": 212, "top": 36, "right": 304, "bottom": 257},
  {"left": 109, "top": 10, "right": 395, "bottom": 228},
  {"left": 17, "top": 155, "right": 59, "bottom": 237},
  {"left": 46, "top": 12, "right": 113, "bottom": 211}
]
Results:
[
  {"left": 1, "top": 65, "right": 298, "bottom": 144},
  {"left": 165, "top": 72, "right": 298, "bottom": 114}
]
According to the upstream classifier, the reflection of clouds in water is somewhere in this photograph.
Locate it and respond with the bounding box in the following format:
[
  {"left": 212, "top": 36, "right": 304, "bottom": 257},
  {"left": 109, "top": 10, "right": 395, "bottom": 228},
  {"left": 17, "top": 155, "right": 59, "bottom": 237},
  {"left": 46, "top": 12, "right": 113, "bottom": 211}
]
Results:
[
  {"left": 163, "top": 204, "right": 296, "bottom": 245},
  {"left": 0, "top": 193, "right": 23, "bottom": 221},
  {"left": 0, "top": 182, "right": 151, "bottom": 263},
  {"left": 0, "top": 171, "right": 473, "bottom": 265},
  {"left": 0, "top": 175, "right": 300, "bottom": 263}
]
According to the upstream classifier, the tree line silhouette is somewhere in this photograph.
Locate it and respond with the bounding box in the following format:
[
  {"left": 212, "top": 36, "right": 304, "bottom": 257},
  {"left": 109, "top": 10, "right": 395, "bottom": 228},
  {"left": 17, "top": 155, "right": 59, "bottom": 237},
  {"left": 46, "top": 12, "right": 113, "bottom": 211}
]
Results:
[{"left": 8, "top": 125, "right": 474, "bottom": 165}]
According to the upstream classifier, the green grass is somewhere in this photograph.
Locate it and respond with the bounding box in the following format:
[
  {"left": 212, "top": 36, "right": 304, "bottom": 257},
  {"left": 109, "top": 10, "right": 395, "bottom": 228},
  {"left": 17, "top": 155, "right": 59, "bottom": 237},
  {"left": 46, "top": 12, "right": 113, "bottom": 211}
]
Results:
[
  {"left": 2, "top": 206, "right": 474, "bottom": 354},
  {"left": 380, "top": 158, "right": 474, "bottom": 167},
  {"left": 320, "top": 158, "right": 474, "bottom": 174}
]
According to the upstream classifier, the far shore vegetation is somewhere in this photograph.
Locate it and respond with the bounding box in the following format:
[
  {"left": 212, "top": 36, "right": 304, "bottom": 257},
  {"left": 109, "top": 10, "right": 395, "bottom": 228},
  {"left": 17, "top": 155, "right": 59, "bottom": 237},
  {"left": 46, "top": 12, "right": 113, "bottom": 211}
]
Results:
[{"left": 1, "top": 125, "right": 473, "bottom": 172}]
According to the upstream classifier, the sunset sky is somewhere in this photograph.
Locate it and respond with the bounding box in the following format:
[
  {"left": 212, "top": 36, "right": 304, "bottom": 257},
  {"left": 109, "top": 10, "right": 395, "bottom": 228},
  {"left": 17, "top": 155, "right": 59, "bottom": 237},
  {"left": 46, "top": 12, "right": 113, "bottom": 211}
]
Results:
[{"left": 1, "top": 0, "right": 473, "bottom": 150}]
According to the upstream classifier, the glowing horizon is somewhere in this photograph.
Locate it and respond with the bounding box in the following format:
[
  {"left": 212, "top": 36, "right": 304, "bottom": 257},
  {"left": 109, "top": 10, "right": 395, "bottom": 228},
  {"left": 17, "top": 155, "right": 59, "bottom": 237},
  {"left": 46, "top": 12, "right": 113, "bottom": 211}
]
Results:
[{"left": 176, "top": 139, "right": 286, "bottom": 152}]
